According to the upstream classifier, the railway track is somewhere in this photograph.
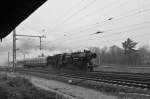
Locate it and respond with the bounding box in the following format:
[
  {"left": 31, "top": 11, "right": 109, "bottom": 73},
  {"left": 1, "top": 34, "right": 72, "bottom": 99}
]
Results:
[{"left": 14, "top": 68, "right": 150, "bottom": 90}]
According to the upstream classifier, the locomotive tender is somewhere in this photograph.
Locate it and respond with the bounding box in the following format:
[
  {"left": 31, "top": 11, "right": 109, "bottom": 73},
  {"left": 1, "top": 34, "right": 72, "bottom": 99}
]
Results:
[{"left": 22, "top": 50, "right": 97, "bottom": 71}]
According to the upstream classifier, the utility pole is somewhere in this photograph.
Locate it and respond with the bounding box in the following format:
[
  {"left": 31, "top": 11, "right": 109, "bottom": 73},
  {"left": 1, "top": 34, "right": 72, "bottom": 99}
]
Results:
[
  {"left": 8, "top": 52, "right": 9, "bottom": 67},
  {"left": 13, "top": 29, "right": 16, "bottom": 72},
  {"left": 40, "top": 36, "right": 42, "bottom": 50},
  {"left": 23, "top": 54, "right": 25, "bottom": 62}
]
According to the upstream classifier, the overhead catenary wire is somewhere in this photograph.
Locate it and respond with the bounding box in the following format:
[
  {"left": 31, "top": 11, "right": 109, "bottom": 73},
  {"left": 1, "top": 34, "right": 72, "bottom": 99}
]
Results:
[
  {"left": 62, "top": 22, "right": 150, "bottom": 45},
  {"left": 72, "top": 21, "right": 150, "bottom": 41},
  {"left": 52, "top": 18, "right": 150, "bottom": 44},
  {"left": 49, "top": 0, "right": 85, "bottom": 31},
  {"left": 64, "top": 8, "right": 150, "bottom": 42},
  {"left": 53, "top": 0, "right": 123, "bottom": 33},
  {"left": 60, "top": 3, "right": 150, "bottom": 39},
  {"left": 23, "top": 0, "right": 137, "bottom": 44},
  {"left": 50, "top": 0, "right": 98, "bottom": 33},
  {"left": 21, "top": 20, "right": 150, "bottom": 50},
  {"left": 51, "top": 0, "right": 125, "bottom": 34},
  {"left": 91, "top": 30, "right": 150, "bottom": 48},
  {"left": 19, "top": 0, "right": 150, "bottom": 50},
  {"left": 89, "top": 24, "right": 150, "bottom": 41},
  {"left": 48, "top": 0, "right": 150, "bottom": 50},
  {"left": 76, "top": 0, "right": 136, "bottom": 22},
  {"left": 51, "top": 5, "right": 150, "bottom": 44},
  {"left": 67, "top": 0, "right": 130, "bottom": 26},
  {"left": 66, "top": 28, "right": 150, "bottom": 48}
]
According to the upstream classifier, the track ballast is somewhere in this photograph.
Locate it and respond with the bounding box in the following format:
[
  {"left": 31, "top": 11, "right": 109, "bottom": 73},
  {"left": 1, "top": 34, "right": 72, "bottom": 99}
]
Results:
[{"left": 15, "top": 68, "right": 150, "bottom": 90}]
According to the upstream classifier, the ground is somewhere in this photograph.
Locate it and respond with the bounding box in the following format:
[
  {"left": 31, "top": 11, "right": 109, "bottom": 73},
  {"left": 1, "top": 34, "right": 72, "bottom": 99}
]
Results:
[
  {"left": 2, "top": 71, "right": 117, "bottom": 99},
  {"left": 29, "top": 75, "right": 118, "bottom": 99},
  {"left": 2, "top": 70, "right": 150, "bottom": 99}
]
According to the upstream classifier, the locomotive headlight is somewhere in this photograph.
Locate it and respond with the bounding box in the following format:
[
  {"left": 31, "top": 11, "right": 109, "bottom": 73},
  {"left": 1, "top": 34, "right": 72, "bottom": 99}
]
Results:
[{"left": 68, "top": 80, "right": 72, "bottom": 84}]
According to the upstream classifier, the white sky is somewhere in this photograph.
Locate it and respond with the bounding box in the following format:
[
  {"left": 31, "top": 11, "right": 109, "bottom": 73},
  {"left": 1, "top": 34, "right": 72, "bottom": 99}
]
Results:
[{"left": 1, "top": 0, "right": 150, "bottom": 65}]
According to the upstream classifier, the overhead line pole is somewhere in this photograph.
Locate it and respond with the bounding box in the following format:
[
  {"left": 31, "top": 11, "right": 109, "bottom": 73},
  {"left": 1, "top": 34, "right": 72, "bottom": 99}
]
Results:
[
  {"left": 12, "top": 30, "right": 46, "bottom": 72},
  {"left": 13, "top": 29, "right": 16, "bottom": 72},
  {"left": 16, "top": 35, "right": 46, "bottom": 50},
  {"left": 8, "top": 52, "right": 9, "bottom": 67}
]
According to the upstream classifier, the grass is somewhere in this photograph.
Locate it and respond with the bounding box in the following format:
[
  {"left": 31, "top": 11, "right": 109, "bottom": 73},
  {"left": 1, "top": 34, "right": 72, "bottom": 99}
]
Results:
[
  {"left": 96, "top": 64, "right": 150, "bottom": 74},
  {"left": 0, "top": 73, "right": 62, "bottom": 99}
]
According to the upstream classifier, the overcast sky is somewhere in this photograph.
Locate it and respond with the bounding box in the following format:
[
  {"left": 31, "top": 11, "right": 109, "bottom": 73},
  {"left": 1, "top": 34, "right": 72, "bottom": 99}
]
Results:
[{"left": 1, "top": 0, "right": 150, "bottom": 65}]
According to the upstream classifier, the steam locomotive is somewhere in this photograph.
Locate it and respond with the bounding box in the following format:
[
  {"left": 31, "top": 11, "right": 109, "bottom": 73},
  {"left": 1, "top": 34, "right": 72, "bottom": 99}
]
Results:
[{"left": 22, "top": 50, "right": 97, "bottom": 71}]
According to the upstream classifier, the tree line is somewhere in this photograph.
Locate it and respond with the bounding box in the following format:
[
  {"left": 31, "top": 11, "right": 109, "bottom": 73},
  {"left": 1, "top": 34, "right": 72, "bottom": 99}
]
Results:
[{"left": 90, "top": 38, "right": 150, "bottom": 66}]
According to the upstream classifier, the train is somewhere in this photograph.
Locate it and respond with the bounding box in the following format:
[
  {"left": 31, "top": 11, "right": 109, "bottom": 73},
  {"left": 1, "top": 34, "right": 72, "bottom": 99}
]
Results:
[{"left": 19, "top": 50, "right": 97, "bottom": 71}]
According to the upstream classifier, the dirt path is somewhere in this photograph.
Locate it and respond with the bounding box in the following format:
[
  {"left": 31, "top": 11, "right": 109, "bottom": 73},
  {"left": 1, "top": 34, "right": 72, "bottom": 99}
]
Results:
[{"left": 29, "top": 76, "right": 118, "bottom": 99}]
